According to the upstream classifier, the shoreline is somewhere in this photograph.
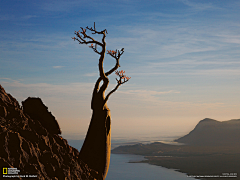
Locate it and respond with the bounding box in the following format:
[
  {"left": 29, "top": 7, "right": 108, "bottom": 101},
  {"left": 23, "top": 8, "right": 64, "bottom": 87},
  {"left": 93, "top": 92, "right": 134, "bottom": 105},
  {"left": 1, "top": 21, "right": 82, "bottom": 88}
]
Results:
[
  {"left": 112, "top": 143, "right": 240, "bottom": 180},
  {"left": 126, "top": 154, "right": 239, "bottom": 180},
  {"left": 107, "top": 153, "right": 197, "bottom": 180}
]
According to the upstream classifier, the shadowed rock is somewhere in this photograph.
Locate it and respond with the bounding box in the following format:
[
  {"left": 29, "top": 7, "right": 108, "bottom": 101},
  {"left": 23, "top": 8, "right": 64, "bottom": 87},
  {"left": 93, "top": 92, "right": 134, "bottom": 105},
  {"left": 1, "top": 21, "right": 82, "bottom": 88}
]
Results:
[
  {"left": 0, "top": 85, "right": 98, "bottom": 180},
  {"left": 22, "top": 97, "right": 61, "bottom": 135}
]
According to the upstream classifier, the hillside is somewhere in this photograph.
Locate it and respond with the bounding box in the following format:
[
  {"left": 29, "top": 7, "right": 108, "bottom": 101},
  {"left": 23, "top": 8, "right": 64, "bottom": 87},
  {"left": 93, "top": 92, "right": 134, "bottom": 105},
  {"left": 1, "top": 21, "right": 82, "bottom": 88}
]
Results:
[
  {"left": 112, "top": 118, "right": 240, "bottom": 179},
  {"left": 175, "top": 118, "right": 240, "bottom": 146},
  {"left": 0, "top": 85, "right": 98, "bottom": 179}
]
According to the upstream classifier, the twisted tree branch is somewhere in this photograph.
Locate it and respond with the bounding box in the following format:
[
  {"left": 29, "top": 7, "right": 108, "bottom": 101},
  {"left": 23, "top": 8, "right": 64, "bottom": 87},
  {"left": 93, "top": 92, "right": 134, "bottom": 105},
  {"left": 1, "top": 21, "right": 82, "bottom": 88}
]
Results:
[
  {"left": 72, "top": 23, "right": 130, "bottom": 107},
  {"left": 105, "top": 48, "right": 124, "bottom": 76},
  {"left": 103, "top": 70, "right": 130, "bottom": 105}
]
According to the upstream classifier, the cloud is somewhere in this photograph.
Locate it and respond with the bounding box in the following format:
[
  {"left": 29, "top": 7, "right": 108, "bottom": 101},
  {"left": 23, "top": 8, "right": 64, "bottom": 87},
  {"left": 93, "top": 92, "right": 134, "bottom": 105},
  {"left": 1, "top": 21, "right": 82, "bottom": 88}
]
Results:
[
  {"left": 104, "top": 22, "right": 240, "bottom": 78},
  {"left": 0, "top": 14, "right": 38, "bottom": 21},
  {"left": 215, "top": 34, "right": 240, "bottom": 45},
  {"left": 0, "top": 31, "right": 83, "bottom": 59},
  {"left": 0, "top": 78, "right": 93, "bottom": 103},
  {"left": 40, "top": 0, "right": 84, "bottom": 12},
  {"left": 1, "top": 77, "right": 237, "bottom": 138},
  {"left": 179, "top": 0, "right": 218, "bottom": 12},
  {"left": 144, "top": 58, "right": 240, "bottom": 73},
  {"left": 84, "top": 73, "right": 98, "bottom": 77},
  {"left": 2, "top": 78, "right": 222, "bottom": 114},
  {"left": 0, "top": 15, "right": 15, "bottom": 21},
  {"left": 107, "top": 85, "right": 227, "bottom": 116},
  {"left": 53, "top": 66, "right": 64, "bottom": 69},
  {"left": 21, "top": 15, "right": 38, "bottom": 20},
  {"left": 114, "top": 89, "right": 181, "bottom": 107},
  {"left": 122, "top": 89, "right": 180, "bottom": 96},
  {"left": 107, "top": 25, "right": 221, "bottom": 62}
]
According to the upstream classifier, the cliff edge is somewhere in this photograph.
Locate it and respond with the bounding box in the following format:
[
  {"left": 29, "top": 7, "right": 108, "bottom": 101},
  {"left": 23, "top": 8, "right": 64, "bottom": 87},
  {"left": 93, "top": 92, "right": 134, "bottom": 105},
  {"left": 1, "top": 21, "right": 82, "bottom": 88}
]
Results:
[{"left": 0, "top": 85, "right": 98, "bottom": 179}]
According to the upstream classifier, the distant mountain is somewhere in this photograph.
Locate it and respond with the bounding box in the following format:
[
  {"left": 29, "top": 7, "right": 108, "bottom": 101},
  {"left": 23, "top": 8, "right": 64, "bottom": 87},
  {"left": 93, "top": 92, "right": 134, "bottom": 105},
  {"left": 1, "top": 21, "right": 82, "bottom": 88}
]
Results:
[
  {"left": 175, "top": 118, "right": 240, "bottom": 146},
  {"left": 112, "top": 118, "right": 240, "bottom": 178}
]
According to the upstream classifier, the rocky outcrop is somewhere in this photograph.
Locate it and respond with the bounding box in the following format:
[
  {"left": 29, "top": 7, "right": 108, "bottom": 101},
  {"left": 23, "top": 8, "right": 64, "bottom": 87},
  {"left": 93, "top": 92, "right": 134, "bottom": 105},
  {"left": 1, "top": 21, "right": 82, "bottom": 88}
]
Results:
[
  {"left": 0, "top": 85, "right": 98, "bottom": 179},
  {"left": 175, "top": 118, "right": 240, "bottom": 146},
  {"left": 22, "top": 97, "right": 61, "bottom": 135}
]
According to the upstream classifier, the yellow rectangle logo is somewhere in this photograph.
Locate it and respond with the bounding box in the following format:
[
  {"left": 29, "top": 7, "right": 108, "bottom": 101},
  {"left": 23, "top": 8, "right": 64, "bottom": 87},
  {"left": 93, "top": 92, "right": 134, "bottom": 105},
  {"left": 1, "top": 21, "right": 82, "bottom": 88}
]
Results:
[{"left": 3, "top": 168, "right": 7, "bottom": 174}]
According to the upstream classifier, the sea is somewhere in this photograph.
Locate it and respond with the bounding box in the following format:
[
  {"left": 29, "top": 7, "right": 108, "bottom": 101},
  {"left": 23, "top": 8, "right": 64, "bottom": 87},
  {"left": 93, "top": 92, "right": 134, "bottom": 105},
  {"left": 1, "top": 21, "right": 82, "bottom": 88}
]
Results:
[{"left": 67, "top": 138, "right": 197, "bottom": 180}]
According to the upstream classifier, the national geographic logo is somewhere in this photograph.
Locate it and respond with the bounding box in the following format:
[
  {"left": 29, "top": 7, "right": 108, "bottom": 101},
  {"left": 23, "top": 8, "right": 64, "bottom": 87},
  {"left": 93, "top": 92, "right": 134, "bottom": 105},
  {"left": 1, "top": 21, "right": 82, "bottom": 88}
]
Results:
[
  {"left": 2, "top": 168, "right": 20, "bottom": 175},
  {"left": 3, "top": 168, "right": 7, "bottom": 174},
  {"left": 2, "top": 167, "right": 37, "bottom": 178}
]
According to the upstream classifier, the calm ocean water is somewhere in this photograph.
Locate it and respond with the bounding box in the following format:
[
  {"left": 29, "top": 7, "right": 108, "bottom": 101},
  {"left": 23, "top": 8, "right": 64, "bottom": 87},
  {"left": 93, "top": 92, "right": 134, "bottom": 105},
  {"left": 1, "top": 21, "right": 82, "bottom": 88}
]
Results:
[
  {"left": 106, "top": 154, "right": 196, "bottom": 180},
  {"left": 68, "top": 139, "right": 197, "bottom": 180}
]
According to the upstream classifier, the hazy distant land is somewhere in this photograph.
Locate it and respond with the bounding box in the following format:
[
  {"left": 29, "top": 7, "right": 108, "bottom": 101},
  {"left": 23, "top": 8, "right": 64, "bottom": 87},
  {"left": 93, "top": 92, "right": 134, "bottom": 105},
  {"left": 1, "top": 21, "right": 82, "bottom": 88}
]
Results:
[{"left": 112, "top": 118, "right": 240, "bottom": 179}]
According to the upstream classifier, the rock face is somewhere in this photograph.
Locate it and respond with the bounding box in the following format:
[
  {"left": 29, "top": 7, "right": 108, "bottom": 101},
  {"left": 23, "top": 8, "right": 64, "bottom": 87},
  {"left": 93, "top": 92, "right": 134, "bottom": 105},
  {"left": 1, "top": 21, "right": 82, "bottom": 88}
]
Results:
[
  {"left": 0, "top": 85, "right": 98, "bottom": 179},
  {"left": 175, "top": 118, "right": 240, "bottom": 146},
  {"left": 22, "top": 97, "right": 61, "bottom": 135}
]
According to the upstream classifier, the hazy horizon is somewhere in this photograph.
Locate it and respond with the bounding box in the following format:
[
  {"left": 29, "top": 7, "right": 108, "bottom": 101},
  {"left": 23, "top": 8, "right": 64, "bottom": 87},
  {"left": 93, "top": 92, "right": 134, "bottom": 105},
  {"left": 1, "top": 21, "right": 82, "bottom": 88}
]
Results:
[{"left": 1, "top": 0, "right": 240, "bottom": 140}]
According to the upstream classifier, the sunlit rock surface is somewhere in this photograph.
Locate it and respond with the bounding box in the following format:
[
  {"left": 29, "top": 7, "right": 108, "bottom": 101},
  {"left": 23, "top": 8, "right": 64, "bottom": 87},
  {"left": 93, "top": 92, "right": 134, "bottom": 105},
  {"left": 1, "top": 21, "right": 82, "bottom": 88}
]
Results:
[{"left": 0, "top": 85, "right": 98, "bottom": 180}]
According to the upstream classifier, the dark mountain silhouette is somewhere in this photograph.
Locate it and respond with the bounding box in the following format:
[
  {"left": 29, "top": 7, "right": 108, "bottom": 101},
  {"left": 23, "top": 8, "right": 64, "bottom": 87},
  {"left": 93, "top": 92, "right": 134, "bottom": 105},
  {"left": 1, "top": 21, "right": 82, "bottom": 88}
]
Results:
[
  {"left": 0, "top": 85, "right": 98, "bottom": 179},
  {"left": 175, "top": 118, "right": 240, "bottom": 146}
]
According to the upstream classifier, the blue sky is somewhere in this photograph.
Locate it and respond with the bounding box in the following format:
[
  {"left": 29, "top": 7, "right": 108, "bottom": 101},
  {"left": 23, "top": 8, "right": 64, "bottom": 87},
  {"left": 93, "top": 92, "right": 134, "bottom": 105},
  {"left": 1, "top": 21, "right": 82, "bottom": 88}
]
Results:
[{"left": 1, "top": 0, "right": 240, "bottom": 140}]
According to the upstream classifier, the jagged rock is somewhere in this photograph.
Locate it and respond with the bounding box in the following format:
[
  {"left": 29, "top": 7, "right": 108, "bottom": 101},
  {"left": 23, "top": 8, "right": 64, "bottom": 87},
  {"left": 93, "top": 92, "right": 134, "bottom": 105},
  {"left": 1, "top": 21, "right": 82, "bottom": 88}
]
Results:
[
  {"left": 0, "top": 85, "right": 98, "bottom": 180},
  {"left": 22, "top": 97, "right": 61, "bottom": 135}
]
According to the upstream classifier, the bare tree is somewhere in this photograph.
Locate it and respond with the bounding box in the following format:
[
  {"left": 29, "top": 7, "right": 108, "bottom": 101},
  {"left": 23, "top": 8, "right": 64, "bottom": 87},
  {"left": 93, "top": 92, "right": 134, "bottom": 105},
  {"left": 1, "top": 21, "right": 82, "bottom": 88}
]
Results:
[{"left": 72, "top": 23, "right": 130, "bottom": 179}]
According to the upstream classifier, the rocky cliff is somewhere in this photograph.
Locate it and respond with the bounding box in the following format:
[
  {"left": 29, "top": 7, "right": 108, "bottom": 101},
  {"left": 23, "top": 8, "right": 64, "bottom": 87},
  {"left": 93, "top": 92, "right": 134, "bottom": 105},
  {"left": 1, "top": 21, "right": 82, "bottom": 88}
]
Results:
[
  {"left": 0, "top": 85, "right": 98, "bottom": 179},
  {"left": 175, "top": 118, "right": 240, "bottom": 146}
]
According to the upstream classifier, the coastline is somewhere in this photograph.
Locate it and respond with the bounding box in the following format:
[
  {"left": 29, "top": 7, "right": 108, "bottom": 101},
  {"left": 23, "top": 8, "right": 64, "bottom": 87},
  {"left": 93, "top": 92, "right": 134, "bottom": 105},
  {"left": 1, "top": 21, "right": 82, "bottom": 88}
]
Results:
[
  {"left": 106, "top": 154, "right": 197, "bottom": 180},
  {"left": 138, "top": 154, "right": 239, "bottom": 180},
  {"left": 112, "top": 142, "right": 240, "bottom": 180},
  {"left": 68, "top": 138, "right": 240, "bottom": 179}
]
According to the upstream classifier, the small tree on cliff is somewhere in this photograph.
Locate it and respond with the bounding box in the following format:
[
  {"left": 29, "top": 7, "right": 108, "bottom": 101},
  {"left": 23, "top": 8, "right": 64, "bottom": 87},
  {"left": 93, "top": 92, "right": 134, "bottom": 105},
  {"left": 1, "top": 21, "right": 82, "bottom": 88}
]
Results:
[{"left": 72, "top": 23, "right": 130, "bottom": 179}]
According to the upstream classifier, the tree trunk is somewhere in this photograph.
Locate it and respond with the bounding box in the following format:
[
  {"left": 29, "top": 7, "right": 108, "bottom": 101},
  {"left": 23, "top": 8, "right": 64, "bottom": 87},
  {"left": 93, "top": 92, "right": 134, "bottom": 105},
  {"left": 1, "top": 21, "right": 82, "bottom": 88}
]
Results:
[
  {"left": 79, "top": 104, "right": 111, "bottom": 180},
  {"left": 73, "top": 23, "right": 129, "bottom": 180}
]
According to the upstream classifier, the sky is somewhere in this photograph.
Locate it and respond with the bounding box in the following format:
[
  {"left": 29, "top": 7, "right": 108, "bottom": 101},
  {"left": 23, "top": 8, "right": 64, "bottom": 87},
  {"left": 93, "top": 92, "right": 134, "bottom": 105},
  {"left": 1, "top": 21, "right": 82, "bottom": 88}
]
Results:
[{"left": 0, "top": 0, "right": 240, "bottom": 140}]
